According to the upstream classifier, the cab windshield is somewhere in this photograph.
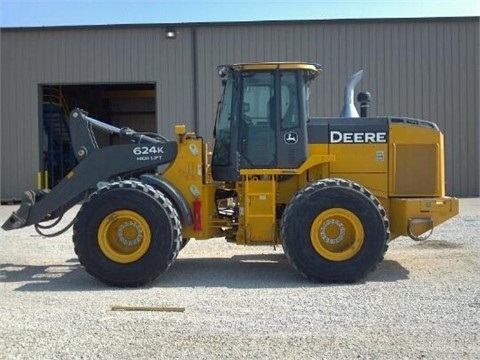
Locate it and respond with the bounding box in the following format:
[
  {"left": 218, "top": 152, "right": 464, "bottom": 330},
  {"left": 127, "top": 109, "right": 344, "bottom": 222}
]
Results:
[{"left": 212, "top": 75, "right": 234, "bottom": 166}]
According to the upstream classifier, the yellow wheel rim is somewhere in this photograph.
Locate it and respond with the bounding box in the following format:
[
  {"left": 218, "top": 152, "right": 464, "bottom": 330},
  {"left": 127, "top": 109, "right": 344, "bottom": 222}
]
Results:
[
  {"left": 98, "top": 210, "right": 151, "bottom": 263},
  {"left": 310, "top": 208, "right": 364, "bottom": 261}
]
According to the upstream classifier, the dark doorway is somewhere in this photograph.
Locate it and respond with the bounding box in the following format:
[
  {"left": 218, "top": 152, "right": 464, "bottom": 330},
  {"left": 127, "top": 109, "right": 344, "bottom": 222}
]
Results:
[{"left": 40, "top": 83, "right": 156, "bottom": 188}]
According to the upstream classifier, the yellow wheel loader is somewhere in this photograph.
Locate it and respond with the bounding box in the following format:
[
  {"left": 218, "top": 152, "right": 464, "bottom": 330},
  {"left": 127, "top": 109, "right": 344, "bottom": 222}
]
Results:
[{"left": 2, "top": 62, "right": 458, "bottom": 286}]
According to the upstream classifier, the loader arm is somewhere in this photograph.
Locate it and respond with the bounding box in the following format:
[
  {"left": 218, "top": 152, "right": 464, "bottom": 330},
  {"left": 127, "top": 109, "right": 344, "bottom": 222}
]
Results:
[{"left": 2, "top": 109, "right": 177, "bottom": 231}]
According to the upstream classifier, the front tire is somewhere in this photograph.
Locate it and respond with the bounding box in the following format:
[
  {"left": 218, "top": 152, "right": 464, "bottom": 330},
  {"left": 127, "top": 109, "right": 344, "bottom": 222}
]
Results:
[
  {"left": 281, "top": 178, "right": 389, "bottom": 283},
  {"left": 73, "top": 180, "right": 181, "bottom": 287}
]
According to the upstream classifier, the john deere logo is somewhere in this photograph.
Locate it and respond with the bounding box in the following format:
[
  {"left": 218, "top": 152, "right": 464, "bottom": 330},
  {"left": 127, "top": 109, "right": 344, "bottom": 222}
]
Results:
[
  {"left": 284, "top": 131, "right": 298, "bottom": 144},
  {"left": 329, "top": 130, "right": 387, "bottom": 144}
]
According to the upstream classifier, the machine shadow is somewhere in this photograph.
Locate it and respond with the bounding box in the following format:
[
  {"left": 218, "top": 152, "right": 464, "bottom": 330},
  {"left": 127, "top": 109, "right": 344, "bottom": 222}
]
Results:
[
  {"left": 0, "top": 259, "right": 103, "bottom": 291},
  {"left": 1, "top": 255, "right": 409, "bottom": 291},
  {"left": 161, "top": 255, "right": 410, "bottom": 288}
]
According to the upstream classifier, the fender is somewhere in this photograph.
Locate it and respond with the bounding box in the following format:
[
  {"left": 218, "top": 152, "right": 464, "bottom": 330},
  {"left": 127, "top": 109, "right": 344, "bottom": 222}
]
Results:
[{"left": 140, "top": 174, "right": 193, "bottom": 226}]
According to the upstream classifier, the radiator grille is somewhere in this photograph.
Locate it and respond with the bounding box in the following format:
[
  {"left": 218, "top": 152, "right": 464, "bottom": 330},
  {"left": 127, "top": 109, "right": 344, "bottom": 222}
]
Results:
[{"left": 393, "top": 144, "right": 438, "bottom": 196}]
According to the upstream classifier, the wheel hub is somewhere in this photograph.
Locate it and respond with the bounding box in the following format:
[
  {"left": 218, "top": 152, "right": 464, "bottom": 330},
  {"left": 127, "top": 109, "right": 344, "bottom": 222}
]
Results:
[
  {"left": 320, "top": 219, "right": 346, "bottom": 244},
  {"left": 310, "top": 208, "right": 364, "bottom": 261},
  {"left": 98, "top": 210, "right": 152, "bottom": 264},
  {"left": 117, "top": 221, "right": 143, "bottom": 247}
]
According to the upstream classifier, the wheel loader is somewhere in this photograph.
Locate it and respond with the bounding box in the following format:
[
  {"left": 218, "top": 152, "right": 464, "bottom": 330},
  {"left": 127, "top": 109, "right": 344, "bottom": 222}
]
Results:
[{"left": 2, "top": 62, "right": 458, "bottom": 286}]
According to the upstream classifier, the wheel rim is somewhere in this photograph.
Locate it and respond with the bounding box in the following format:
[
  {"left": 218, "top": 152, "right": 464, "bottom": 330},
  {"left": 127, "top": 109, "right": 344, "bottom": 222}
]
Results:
[
  {"left": 98, "top": 210, "right": 151, "bottom": 263},
  {"left": 310, "top": 208, "right": 364, "bottom": 261}
]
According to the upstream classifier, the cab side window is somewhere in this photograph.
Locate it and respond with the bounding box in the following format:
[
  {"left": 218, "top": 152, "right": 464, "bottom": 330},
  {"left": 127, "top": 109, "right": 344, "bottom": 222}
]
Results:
[{"left": 280, "top": 72, "right": 300, "bottom": 130}]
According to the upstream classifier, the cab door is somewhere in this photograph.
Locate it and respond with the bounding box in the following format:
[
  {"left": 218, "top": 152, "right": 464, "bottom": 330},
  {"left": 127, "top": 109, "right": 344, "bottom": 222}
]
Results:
[
  {"left": 238, "top": 71, "right": 276, "bottom": 168},
  {"left": 238, "top": 70, "right": 308, "bottom": 169},
  {"left": 276, "top": 71, "right": 308, "bottom": 169}
]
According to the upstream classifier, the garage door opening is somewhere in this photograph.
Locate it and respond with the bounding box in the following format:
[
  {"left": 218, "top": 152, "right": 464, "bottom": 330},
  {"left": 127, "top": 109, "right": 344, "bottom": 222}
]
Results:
[{"left": 40, "top": 83, "right": 156, "bottom": 188}]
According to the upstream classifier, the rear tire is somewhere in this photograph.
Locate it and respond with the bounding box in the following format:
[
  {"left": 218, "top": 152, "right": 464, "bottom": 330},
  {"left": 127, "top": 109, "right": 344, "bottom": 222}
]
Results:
[
  {"left": 73, "top": 180, "right": 181, "bottom": 287},
  {"left": 281, "top": 178, "right": 389, "bottom": 283}
]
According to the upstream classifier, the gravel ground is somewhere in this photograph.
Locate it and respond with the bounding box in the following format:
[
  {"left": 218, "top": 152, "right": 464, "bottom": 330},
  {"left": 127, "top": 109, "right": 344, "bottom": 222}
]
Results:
[{"left": 0, "top": 198, "right": 479, "bottom": 359}]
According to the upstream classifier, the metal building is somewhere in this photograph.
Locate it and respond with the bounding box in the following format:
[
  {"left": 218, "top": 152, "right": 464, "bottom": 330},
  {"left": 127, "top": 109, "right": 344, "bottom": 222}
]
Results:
[{"left": 1, "top": 17, "right": 479, "bottom": 199}]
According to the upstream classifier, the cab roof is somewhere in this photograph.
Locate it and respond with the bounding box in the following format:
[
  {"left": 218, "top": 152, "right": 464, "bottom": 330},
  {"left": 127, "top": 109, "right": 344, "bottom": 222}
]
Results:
[
  {"left": 232, "top": 62, "right": 320, "bottom": 71},
  {"left": 218, "top": 62, "right": 321, "bottom": 79}
]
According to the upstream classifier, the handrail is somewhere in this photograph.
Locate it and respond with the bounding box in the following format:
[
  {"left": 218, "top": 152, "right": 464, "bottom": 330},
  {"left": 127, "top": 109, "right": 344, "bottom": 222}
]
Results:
[{"left": 43, "top": 86, "right": 69, "bottom": 117}]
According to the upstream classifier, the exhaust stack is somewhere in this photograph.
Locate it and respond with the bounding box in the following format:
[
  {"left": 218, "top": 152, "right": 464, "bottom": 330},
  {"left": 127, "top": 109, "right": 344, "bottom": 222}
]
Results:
[{"left": 340, "top": 70, "right": 363, "bottom": 118}]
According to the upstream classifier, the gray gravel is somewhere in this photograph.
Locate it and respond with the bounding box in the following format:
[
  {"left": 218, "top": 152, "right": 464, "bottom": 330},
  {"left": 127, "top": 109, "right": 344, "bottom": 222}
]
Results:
[{"left": 0, "top": 198, "right": 479, "bottom": 359}]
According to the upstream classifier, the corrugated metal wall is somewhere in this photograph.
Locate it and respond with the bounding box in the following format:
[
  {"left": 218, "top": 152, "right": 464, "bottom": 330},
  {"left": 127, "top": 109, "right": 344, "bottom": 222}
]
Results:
[{"left": 1, "top": 17, "right": 478, "bottom": 198}]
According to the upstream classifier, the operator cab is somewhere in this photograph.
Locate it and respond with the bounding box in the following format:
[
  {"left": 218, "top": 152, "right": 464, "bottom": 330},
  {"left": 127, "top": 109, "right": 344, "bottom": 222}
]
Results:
[{"left": 211, "top": 62, "right": 321, "bottom": 181}]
